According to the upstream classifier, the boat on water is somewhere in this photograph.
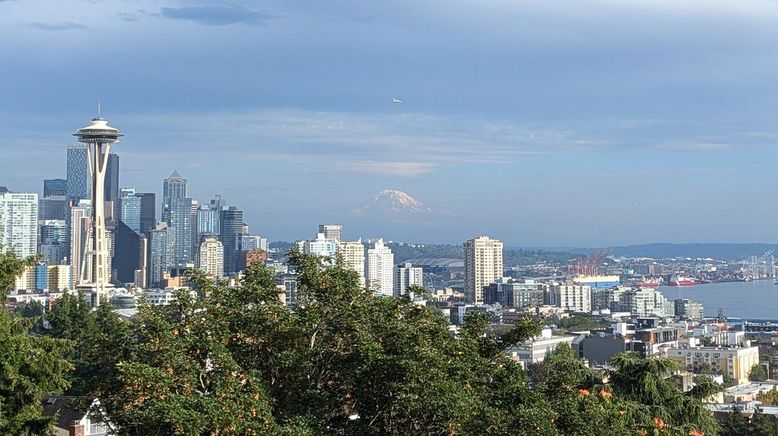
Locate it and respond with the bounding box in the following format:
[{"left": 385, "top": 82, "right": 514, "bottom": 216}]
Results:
[
  {"left": 668, "top": 275, "right": 696, "bottom": 286},
  {"left": 636, "top": 278, "right": 662, "bottom": 287}
]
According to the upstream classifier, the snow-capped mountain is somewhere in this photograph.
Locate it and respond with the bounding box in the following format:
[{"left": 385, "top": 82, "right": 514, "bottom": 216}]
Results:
[{"left": 362, "top": 189, "right": 430, "bottom": 213}]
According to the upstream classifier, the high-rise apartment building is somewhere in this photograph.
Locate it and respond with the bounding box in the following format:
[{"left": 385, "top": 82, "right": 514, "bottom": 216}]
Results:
[
  {"left": 47, "top": 264, "right": 72, "bottom": 292},
  {"left": 618, "top": 287, "right": 672, "bottom": 317},
  {"left": 168, "top": 197, "right": 194, "bottom": 266},
  {"left": 219, "top": 206, "right": 244, "bottom": 276},
  {"left": 149, "top": 223, "right": 173, "bottom": 287},
  {"left": 674, "top": 299, "right": 704, "bottom": 321},
  {"left": 198, "top": 237, "right": 224, "bottom": 278},
  {"left": 239, "top": 235, "right": 268, "bottom": 252},
  {"left": 298, "top": 233, "right": 339, "bottom": 262},
  {"left": 0, "top": 192, "right": 38, "bottom": 258},
  {"left": 69, "top": 201, "right": 90, "bottom": 288},
  {"left": 196, "top": 195, "right": 222, "bottom": 238},
  {"left": 464, "top": 236, "right": 503, "bottom": 304},
  {"left": 338, "top": 240, "right": 365, "bottom": 286},
  {"left": 547, "top": 284, "right": 592, "bottom": 313},
  {"left": 318, "top": 224, "right": 343, "bottom": 242},
  {"left": 367, "top": 239, "right": 394, "bottom": 296},
  {"left": 394, "top": 261, "right": 423, "bottom": 297}
]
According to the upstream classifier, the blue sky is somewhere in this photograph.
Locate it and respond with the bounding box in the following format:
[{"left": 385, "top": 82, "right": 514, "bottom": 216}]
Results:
[{"left": 1, "top": 0, "right": 778, "bottom": 246}]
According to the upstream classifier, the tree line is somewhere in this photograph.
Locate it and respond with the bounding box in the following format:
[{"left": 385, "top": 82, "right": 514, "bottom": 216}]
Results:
[{"left": 0, "top": 249, "right": 766, "bottom": 435}]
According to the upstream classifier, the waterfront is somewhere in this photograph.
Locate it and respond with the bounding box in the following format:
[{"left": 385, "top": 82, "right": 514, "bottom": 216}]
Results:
[{"left": 659, "top": 280, "right": 778, "bottom": 320}]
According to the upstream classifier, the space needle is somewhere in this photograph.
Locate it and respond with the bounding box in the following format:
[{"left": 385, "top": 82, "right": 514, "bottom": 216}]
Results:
[{"left": 74, "top": 104, "right": 123, "bottom": 306}]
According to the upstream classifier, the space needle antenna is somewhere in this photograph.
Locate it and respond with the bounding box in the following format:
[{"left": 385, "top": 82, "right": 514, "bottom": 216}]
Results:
[{"left": 97, "top": 99, "right": 102, "bottom": 119}]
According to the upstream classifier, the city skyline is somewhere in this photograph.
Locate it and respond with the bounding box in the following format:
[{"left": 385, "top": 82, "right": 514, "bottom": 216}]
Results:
[{"left": 2, "top": 1, "right": 778, "bottom": 246}]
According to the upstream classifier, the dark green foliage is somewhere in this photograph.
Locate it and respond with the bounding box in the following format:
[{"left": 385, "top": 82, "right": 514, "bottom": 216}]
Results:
[
  {"left": 720, "top": 410, "right": 776, "bottom": 436},
  {"left": 550, "top": 314, "right": 609, "bottom": 332},
  {"left": 4, "top": 247, "right": 725, "bottom": 435},
  {"left": 749, "top": 364, "right": 768, "bottom": 382},
  {"left": 608, "top": 352, "right": 721, "bottom": 435},
  {"left": 0, "top": 251, "right": 72, "bottom": 435}
]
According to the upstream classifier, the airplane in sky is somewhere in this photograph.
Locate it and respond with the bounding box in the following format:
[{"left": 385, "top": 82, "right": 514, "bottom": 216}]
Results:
[{"left": 392, "top": 97, "right": 403, "bottom": 103}]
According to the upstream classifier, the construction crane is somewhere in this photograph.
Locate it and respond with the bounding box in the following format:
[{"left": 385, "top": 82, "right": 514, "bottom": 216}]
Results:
[{"left": 569, "top": 248, "right": 611, "bottom": 276}]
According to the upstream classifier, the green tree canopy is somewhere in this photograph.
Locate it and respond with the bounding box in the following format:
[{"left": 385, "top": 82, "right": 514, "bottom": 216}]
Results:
[
  {"left": 31, "top": 248, "right": 727, "bottom": 435},
  {"left": 749, "top": 364, "right": 768, "bottom": 382},
  {"left": 0, "top": 250, "right": 72, "bottom": 435}
]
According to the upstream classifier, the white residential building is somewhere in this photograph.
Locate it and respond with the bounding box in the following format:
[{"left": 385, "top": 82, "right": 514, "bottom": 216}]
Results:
[
  {"left": 0, "top": 192, "right": 38, "bottom": 258},
  {"left": 619, "top": 287, "right": 673, "bottom": 317},
  {"left": 547, "top": 284, "right": 592, "bottom": 313},
  {"left": 318, "top": 224, "right": 343, "bottom": 242},
  {"left": 298, "top": 233, "right": 339, "bottom": 264},
  {"left": 367, "top": 239, "right": 394, "bottom": 296},
  {"left": 198, "top": 237, "right": 224, "bottom": 278},
  {"left": 464, "top": 236, "right": 503, "bottom": 304},
  {"left": 394, "top": 261, "right": 423, "bottom": 297},
  {"left": 338, "top": 239, "right": 366, "bottom": 286},
  {"left": 506, "top": 328, "right": 577, "bottom": 367}
]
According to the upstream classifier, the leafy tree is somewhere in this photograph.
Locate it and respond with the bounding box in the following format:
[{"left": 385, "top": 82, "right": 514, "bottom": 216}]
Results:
[
  {"left": 550, "top": 314, "right": 609, "bottom": 332},
  {"left": 720, "top": 409, "right": 776, "bottom": 436},
  {"left": 0, "top": 250, "right": 72, "bottom": 435},
  {"left": 14, "top": 301, "right": 44, "bottom": 319},
  {"left": 608, "top": 352, "right": 721, "bottom": 435},
  {"left": 44, "top": 249, "right": 728, "bottom": 436},
  {"left": 758, "top": 389, "right": 778, "bottom": 405},
  {"left": 749, "top": 364, "right": 768, "bottom": 382}
]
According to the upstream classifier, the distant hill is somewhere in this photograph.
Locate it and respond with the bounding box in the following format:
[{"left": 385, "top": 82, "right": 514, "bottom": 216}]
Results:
[
  {"left": 608, "top": 243, "right": 778, "bottom": 260},
  {"left": 271, "top": 241, "right": 776, "bottom": 262}
]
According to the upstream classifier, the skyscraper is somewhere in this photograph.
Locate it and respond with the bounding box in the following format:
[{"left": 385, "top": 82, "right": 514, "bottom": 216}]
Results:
[
  {"left": 119, "top": 188, "right": 141, "bottom": 234},
  {"left": 219, "top": 206, "right": 244, "bottom": 276},
  {"left": 162, "top": 170, "right": 187, "bottom": 222},
  {"left": 112, "top": 220, "right": 146, "bottom": 285},
  {"left": 160, "top": 171, "right": 193, "bottom": 267},
  {"left": 73, "top": 115, "right": 123, "bottom": 306},
  {"left": 136, "top": 192, "right": 156, "bottom": 235},
  {"left": 338, "top": 239, "right": 365, "bottom": 287},
  {"left": 394, "top": 261, "right": 424, "bottom": 297},
  {"left": 149, "top": 223, "right": 173, "bottom": 287},
  {"left": 66, "top": 144, "right": 90, "bottom": 205},
  {"left": 318, "top": 224, "right": 343, "bottom": 242},
  {"left": 40, "top": 179, "right": 67, "bottom": 220},
  {"left": 69, "top": 201, "right": 90, "bottom": 289},
  {"left": 104, "top": 153, "right": 120, "bottom": 222},
  {"left": 366, "top": 239, "right": 394, "bottom": 297},
  {"left": 198, "top": 237, "right": 224, "bottom": 278},
  {"left": 39, "top": 219, "right": 68, "bottom": 264},
  {"left": 44, "top": 179, "right": 68, "bottom": 198},
  {"left": 0, "top": 192, "right": 38, "bottom": 258},
  {"left": 196, "top": 195, "right": 221, "bottom": 238},
  {"left": 464, "top": 236, "right": 503, "bottom": 304},
  {"left": 168, "top": 197, "right": 194, "bottom": 266}
]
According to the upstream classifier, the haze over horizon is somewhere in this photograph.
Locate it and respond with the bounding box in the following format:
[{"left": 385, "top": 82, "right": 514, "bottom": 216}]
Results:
[{"left": 2, "top": 0, "right": 778, "bottom": 246}]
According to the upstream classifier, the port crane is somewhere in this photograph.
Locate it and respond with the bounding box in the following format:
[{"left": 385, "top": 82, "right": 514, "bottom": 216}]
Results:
[
  {"left": 744, "top": 249, "right": 775, "bottom": 281},
  {"left": 569, "top": 248, "right": 611, "bottom": 276}
]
